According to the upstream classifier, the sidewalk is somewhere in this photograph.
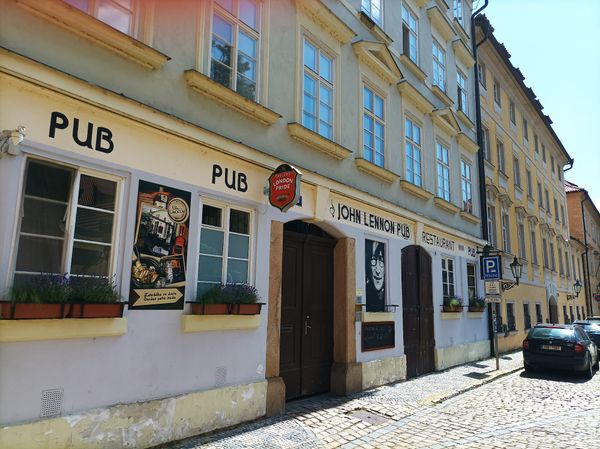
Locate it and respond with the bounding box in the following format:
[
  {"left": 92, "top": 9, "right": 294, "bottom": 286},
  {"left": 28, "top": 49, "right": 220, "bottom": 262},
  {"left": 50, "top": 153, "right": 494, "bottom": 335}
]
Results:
[{"left": 155, "top": 351, "right": 523, "bottom": 449}]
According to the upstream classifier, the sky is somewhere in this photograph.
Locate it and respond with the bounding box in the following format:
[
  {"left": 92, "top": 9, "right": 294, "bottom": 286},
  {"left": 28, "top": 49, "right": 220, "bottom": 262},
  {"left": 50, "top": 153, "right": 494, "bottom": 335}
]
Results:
[{"left": 479, "top": 0, "right": 600, "bottom": 210}]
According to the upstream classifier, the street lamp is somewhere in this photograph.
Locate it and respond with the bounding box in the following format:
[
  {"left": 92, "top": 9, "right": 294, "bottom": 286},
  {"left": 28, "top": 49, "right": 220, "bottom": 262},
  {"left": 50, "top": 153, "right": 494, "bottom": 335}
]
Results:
[
  {"left": 567, "top": 279, "right": 582, "bottom": 301},
  {"left": 501, "top": 257, "right": 522, "bottom": 291}
]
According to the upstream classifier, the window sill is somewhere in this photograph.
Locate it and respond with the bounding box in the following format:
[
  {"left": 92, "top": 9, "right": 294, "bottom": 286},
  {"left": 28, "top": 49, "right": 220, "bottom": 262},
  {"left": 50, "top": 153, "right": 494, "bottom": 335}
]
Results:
[
  {"left": 459, "top": 210, "right": 481, "bottom": 224},
  {"left": 295, "top": 0, "right": 355, "bottom": 44},
  {"left": 0, "top": 317, "right": 127, "bottom": 343},
  {"left": 184, "top": 69, "right": 281, "bottom": 126},
  {"left": 441, "top": 311, "right": 462, "bottom": 320},
  {"left": 358, "top": 11, "right": 393, "bottom": 45},
  {"left": 457, "top": 132, "right": 478, "bottom": 153},
  {"left": 456, "top": 110, "right": 475, "bottom": 130},
  {"left": 361, "top": 311, "right": 395, "bottom": 322},
  {"left": 467, "top": 312, "right": 485, "bottom": 319},
  {"left": 400, "top": 180, "right": 434, "bottom": 200},
  {"left": 427, "top": 6, "right": 456, "bottom": 42},
  {"left": 355, "top": 158, "right": 399, "bottom": 183},
  {"left": 398, "top": 55, "right": 427, "bottom": 81},
  {"left": 453, "top": 18, "right": 470, "bottom": 43},
  {"left": 452, "top": 38, "right": 475, "bottom": 68},
  {"left": 431, "top": 85, "right": 454, "bottom": 107},
  {"left": 434, "top": 196, "right": 460, "bottom": 214},
  {"left": 182, "top": 314, "right": 260, "bottom": 333},
  {"left": 287, "top": 123, "right": 352, "bottom": 160},
  {"left": 17, "top": 0, "right": 170, "bottom": 70},
  {"left": 397, "top": 79, "right": 435, "bottom": 114}
]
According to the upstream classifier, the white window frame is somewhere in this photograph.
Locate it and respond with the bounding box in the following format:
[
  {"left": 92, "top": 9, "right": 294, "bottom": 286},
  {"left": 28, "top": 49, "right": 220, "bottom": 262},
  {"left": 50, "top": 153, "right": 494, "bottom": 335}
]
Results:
[
  {"left": 487, "top": 203, "right": 497, "bottom": 248},
  {"left": 302, "top": 36, "right": 334, "bottom": 140},
  {"left": 436, "top": 142, "right": 450, "bottom": 201},
  {"left": 467, "top": 261, "right": 477, "bottom": 300},
  {"left": 493, "top": 78, "right": 501, "bottom": 107},
  {"left": 64, "top": 0, "right": 138, "bottom": 36},
  {"left": 402, "top": 5, "right": 419, "bottom": 63},
  {"left": 496, "top": 139, "right": 505, "bottom": 173},
  {"left": 482, "top": 125, "right": 491, "bottom": 163},
  {"left": 522, "top": 116, "right": 529, "bottom": 143},
  {"left": 530, "top": 223, "right": 538, "bottom": 265},
  {"left": 361, "top": 0, "right": 383, "bottom": 27},
  {"left": 501, "top": 209, "right": 511, "bottom": 253},
  {"left": 461, "top": 159, "right": 473, "bottom": 213},
  {"left": 526, "top": 169, "right": 533, "bottom": 198},
  {"left": 517, "top": 218, "right": 526, "bottom": 259},
  {"left": 453, "top": 0, "right": 463, "bottom": 23},
  {"left": 441, "top": 256, "right": 455, "bottom": 300},
  {"left": 513, "top": 155, "right": 521, "bottom": 188},
  {"left": 478, "top": 61, "right": 487, "bottom": 89},
  {"left": 405, "top": 117, "right": 422, "bottom": 187},
  {"left": 509, "top": 100, "right": 516, "bottom": 125},
  {"left": 432, "top": 40, "right": 446, "bottom": 92},
  {"left": 457, "top": 69, "right": 468, "bottom": 115},
  {"left": 362, "top": 84, "right": 385, "bottom": 167}
]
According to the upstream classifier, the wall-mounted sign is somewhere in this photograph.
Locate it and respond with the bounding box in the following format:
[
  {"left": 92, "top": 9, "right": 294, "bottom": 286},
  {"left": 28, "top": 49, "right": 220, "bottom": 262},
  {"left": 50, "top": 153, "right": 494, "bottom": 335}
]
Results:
[
  {"left": 361, "top": 322, "right": 395, "bottom": 352},
  {"left": 129, "top": 180, "right": 191, "bottom": 310},
  {"left": 481, "top": 255, "right": 502, "bottom": 280},
  {"left": 49, "top": 111, "right": 114, "bottom": 154},
  {"left": 268, "top": 164, "right": 301, "bottom": 212},
  {"left": 485, "top": 280, "right": 501, "bottom": 295},
  {"left": 421, "top": 231, "right": 455, "bottom": 251},
  {"left": 330, "top": 201, "right": 411, "bottom": 240}
]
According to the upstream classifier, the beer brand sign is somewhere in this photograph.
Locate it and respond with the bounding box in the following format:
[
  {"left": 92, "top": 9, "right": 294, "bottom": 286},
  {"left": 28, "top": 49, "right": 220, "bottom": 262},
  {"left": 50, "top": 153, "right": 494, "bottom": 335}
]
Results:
[{"left": 268, "top": 164, "right": 301, "bottom": 212}]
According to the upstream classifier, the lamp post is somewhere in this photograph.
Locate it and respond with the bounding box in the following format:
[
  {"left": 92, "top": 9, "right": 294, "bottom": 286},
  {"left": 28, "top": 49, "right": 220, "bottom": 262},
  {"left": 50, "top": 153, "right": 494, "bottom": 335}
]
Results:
[
  {"left": 566, "top": 279, "right": 582, "bottom": 301},
  {"left": 501, "top": 257, "right": 522, "bottom": 291}
]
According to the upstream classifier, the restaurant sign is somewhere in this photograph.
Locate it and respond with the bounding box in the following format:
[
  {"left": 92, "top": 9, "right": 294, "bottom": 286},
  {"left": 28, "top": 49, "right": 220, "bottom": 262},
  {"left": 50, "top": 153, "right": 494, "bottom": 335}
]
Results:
[{"left": 268, "top": 164, "right": 301, "bottom": 212}]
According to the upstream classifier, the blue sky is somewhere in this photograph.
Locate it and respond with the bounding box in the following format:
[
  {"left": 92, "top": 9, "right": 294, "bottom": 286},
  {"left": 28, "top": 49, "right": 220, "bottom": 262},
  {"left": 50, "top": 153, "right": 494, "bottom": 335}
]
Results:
[{"left": 481, "top": 0, "right": 600, "bottom": 209}]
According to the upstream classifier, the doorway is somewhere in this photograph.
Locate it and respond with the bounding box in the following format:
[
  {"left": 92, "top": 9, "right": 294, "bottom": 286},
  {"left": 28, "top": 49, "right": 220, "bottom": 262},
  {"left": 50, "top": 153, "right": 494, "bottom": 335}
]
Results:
[
  {"left": 279, "top": 221, "right": 335, "bottom": 400},
  {"left": 401, "top": 245, "right": 435, "bottom": 378},
  {"left": 549, "top": 297, "right": 559, "bottom": 324}
]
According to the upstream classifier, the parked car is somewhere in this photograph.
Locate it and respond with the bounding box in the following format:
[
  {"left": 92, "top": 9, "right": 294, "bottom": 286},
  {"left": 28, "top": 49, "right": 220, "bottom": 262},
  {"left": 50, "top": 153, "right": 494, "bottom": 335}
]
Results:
[
  {"left": 522, "top": 324, "right": 599, "bottom": 379},
  {"left": 573, "top": 320, "right": 600, "bottom": 347}
]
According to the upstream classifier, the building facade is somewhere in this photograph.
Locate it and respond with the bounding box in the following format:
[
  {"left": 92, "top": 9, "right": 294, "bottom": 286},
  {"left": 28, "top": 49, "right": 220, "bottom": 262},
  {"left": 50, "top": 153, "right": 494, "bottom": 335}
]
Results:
[
  {"left": 474, "top": 15, "right": 584, "bottom": 353},
  {"left": 565, "top": 181, "right": 600, "bottom": 316},
  {"left": 0, "top": 1, "right": 488, "bottom": 447}
]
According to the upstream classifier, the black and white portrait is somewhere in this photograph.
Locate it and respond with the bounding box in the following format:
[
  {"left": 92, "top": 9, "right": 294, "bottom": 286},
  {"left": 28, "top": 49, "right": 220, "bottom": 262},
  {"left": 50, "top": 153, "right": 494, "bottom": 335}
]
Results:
[{"left": 365, "top": 239, "right": 386, "bottom": 312}]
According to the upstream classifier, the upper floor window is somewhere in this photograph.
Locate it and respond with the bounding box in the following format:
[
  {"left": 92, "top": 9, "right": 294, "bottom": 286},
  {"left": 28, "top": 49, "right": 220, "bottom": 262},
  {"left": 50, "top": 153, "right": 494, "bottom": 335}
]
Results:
[
  {"left": 537, "top": 181, "right": 543, "bottom": 208},
  {"left": 501, "top": 209, "right": 511, "bottom": 253},
  {"left": 402, "top": 5, "right": 418, "bottom": 63},
  {"left": 436, "top": 142, "right": 450, "bottom": 201},
  {"left": 461, "top": 160, "right": 473, "bottom": 213},
  {"left": 457, "top": 70, "right": 468, "bottom": 115},
  {"left": 441, "top": 257, "right": 455, "bottom": 300},
  {"left": 432, "top": 40, "right": 446, "bottom": 92},
  {"left": 513, "top": 155, "right": 521, "bottom": 188},
  {"left": 467, "top": 262, "right": 477, "bottom": 300},
  {"left": 453, "top": 0, "right": 463, "bottom": 23},
  {"left": 542, "top": 144, "right": 547, "bottom": 163},
  {"left": 488, "top": 204, "right": 497, "bottom": 248},
  {"left": 13, "top": 159, "right": 119, "bottom": 287},
  {"left": 545, "top": 188, "right": 550, "bottom": 212},
  {"left": 517, "top": 218, "right": 526, "bottom": 259},
  {"left": 493, "top": 79, "right": 501, "bottom": 107},
  {"left": 530, "top": 223, "right": 538, "bottom": 265},
  {"left": 405, "top": 117, "right": 422, "bottom": 186},
  {"left": 211, "top": 0, "right": 260, "bottom": 101},
  {"left": 551, "top": 155, "right": 555, "bottom": 173},
  {"left": 497, "top": 139, "right": 505, "bottom": 173},
  {"left": 534, "top": 135, "right": 539, "bottom": 154},
  {"left": 522, "top": 117, "right": 529, "bottom": 142},
  {"left": 361, "top": 0, "right": 382, "bottom": 27},
  {"left": 478, "top": 61, "right": 487, "bottom": 89},
  {"left": 526, "top": 169, "right": 533, "bottom": 198},
  {"left": 64, "top": 0, "right": 136, "bottom": 35},
  {"left": 302, "top": 38, "right": 334, "bottom": 140},
  {"left": 482, "top": 126, "right": 491, "bottom": 163},
  {"left": 523, "top": 303, "right": 532, "bottom": 330},
  {"left": 363, "top": 85, "right": 385, "bottom": 167},
  {"left": 509, "top": 100, "right": 516, "bottom": 125}
]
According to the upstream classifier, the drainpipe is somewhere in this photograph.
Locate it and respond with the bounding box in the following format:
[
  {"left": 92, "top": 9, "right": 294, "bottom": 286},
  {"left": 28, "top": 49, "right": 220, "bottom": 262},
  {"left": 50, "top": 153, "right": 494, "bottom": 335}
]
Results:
[
  {"left": 471, "top": 1, "right": 490, "bottom": 242},
  {"left": 581, "top": 196, "right": 593, "bottom": 315}
]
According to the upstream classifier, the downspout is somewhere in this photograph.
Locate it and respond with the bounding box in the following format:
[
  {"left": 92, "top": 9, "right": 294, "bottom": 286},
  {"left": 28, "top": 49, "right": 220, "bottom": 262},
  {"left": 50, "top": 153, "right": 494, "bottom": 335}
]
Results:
[
  {"left": 581, "top": 196, "right": 593, "bottom": 315},
  {"left": 471, "top": 1, "right": 490, "bottom": 242}
]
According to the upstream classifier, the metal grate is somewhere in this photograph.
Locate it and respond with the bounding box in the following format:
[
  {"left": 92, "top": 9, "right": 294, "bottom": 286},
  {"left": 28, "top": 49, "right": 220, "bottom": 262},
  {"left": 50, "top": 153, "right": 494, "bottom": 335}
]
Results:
[
  {"left": 40, "top": 388, "right": 63, "bottom": 418},
  {"left": 215, "top": 366, "right": 227, "bottom": 387}
]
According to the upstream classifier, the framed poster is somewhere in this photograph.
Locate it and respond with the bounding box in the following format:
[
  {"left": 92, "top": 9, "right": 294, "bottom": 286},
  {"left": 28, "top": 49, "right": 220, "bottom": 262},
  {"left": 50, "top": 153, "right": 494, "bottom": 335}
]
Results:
[
  {"left": 361, "top": 322, "right": 395, "bottom": 352},
  {"left": 365, "top": 239, "right": 386, "bottom": 312},
  {"left": 129, "top": 180, "right": 191, "bottom": 309}
]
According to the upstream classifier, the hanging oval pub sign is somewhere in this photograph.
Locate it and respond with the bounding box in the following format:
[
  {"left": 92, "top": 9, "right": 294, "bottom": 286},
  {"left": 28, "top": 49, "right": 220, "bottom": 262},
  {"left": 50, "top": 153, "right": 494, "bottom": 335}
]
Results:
[{"left": 268, "top": 164, "right": 301, "bottom": 212}]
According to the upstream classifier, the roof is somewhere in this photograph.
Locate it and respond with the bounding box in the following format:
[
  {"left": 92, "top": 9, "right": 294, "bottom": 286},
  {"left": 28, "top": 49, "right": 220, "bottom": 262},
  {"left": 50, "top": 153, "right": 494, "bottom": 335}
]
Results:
[
  {"left": 565, "top": 180, "right": 600, "bottom": 220},
  {"left": 474, "top": 14, "right": 573, "bottom": 165},
  {"left": 564, "top": 180, "right": 583, "bottom": 193}
]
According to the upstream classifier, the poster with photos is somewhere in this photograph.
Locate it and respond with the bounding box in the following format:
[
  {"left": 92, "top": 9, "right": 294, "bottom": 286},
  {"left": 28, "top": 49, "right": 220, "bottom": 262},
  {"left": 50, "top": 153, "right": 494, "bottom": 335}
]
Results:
[
  {"left": 365, "top": 239, "right": 386, "bottom": 312},
  {"left": 129, "top": 180, "right": 191, "bottom": 309}
]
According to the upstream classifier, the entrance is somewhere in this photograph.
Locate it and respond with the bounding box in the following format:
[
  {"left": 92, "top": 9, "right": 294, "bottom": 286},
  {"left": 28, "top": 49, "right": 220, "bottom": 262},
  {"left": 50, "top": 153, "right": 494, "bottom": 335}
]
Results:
[
  {"left": 279, "top": 221, "right": 335, "bottom": 400},
  {"left": 549, "top": 297, "right": 559, "bottom": 324},
  {"left": 401, "top": 245, "right": 435, "bottom": 378}
]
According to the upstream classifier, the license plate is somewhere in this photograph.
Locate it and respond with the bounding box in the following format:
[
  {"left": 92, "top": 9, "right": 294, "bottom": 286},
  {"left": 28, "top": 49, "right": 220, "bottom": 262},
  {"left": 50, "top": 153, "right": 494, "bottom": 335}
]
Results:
[{"left": 541, "top": 345, "right": 562, "bottom": 351}]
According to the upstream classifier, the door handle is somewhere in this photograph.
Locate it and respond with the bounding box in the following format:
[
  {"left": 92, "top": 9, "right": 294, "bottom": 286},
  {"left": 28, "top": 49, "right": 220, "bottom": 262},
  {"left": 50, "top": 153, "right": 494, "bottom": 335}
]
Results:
[{"left": 304, "top": 315, "right": 311, "bottom": 335}]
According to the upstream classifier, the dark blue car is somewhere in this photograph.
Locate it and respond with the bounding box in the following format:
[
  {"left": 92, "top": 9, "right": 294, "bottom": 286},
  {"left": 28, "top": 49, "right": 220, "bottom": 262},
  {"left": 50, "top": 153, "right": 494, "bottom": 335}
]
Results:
[{"left": 522, "top": 324, "right": 599, "bottom": 379}]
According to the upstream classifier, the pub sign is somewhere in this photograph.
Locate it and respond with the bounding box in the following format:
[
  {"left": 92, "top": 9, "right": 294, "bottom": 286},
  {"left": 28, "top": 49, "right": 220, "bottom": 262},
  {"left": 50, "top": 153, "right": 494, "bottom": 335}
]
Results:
[{"left": 268, "top": 164, "right": 301, "bottom": 212}]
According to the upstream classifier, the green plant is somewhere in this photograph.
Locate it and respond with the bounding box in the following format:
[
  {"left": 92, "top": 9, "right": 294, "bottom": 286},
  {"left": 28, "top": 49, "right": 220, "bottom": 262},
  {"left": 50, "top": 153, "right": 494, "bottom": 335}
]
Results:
[
  {"left": 469, "top": 297, "right": 486, "bottom": 308},
  {"left": 197, "top": 283, "right": 260, "bottom": 304},
  {"left": 68, "top": 277, "right": 120, "bottom": 304},
  {"left": 9, "top": 274, "right": 71, "bottom": 304},
  {"left": 443, "top": 296, "right": 463, "bottom": 307}
]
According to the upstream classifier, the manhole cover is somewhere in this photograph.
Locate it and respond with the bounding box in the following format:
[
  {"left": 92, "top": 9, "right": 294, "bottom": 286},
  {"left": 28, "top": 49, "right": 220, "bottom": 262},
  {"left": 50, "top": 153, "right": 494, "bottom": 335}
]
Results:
[
  {"left": 464, "top": 372, "right": 490, "bottom": 380},
  {"left": 347, "top": 409, "right": 390, "bottom": 426}
]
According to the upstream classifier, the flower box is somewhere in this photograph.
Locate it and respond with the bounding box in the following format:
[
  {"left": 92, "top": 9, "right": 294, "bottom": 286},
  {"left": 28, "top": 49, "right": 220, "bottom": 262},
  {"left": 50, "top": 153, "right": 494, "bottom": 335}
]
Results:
[
  {"left": 189, "top": 303, "right": 231, "bottom": 315},
  {"left": 230, "top": 303, "right": 263, "bottom": 315},
  {"left": 68, "top": 303, "right": 125, "bottom": 318},
  {"left": 468, "top": 306, "right": 486, "bottom": 313},
  {"left": 442, "top": 305, "right": 463, "bottom": 313},
  {"left": 0, "top": 302, "right": 70, "bottom": 320}
]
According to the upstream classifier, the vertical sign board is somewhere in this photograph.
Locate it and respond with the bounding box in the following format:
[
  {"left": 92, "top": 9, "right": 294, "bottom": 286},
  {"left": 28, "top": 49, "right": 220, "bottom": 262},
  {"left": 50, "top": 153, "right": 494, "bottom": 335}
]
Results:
[
  {"left": 268, "top": 164, "right": 301, "bottom": 212},
  {"left": 481, "top": 255, "right": 502, "bottom": 280},
  {"left": 129, "top": 180, "right": 191, "bottom": 309}
]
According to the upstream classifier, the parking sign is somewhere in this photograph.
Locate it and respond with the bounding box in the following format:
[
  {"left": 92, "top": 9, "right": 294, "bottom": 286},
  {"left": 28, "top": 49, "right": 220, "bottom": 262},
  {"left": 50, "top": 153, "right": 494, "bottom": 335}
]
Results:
[{"left": 481, "top": 255, "right": 502, "bottom": 280}]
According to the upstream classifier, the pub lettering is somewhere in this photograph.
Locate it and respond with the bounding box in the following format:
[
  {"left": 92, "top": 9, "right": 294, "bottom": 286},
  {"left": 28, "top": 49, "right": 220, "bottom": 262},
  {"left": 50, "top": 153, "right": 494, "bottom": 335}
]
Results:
[
  {"left": 211, "top": 164, "right": 248, "bottom": 192},
  {"left": 49, "top": 111, "right": 114, "bottom": 153}
]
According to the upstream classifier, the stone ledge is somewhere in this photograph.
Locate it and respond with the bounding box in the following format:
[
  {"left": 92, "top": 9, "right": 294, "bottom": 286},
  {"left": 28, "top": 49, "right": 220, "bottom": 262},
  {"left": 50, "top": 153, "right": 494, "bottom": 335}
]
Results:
[
  {"left": 400, "top": 180, "right": 434, "bottom": 201},
  {"left": 0, "top": 317, "right": 127, "bottom": 342},
  {"left": 287, "top": 123, "right": 352, "bottom": 160},
  {"left": 182, "top": 314, "right": 261, "bottom": 333},
  {"left": 355, "top": 158, "right": 400, "bottom": 183}
]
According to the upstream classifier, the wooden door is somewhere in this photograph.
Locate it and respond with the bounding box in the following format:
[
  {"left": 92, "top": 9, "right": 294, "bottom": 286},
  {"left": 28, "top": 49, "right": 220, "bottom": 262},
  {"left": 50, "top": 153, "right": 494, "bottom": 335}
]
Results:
[
  {"left": 280, "top": 229, "right": 334, "bottom": 400},
  {"left": 402, "top": 245, "right": 435, "bottom": 378},
  {"left": 549, "top": 303, "right": 559, "bottom": 324}
]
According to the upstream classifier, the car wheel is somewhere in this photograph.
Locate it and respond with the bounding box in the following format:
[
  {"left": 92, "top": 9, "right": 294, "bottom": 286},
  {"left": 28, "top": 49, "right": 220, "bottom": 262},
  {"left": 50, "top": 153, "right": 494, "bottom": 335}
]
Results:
[
  {"left": 593, "top": 357, "right": 599, "bottom": 371},
  {"left": 583, "top": 355, "right": 594, "bottom": 379}
]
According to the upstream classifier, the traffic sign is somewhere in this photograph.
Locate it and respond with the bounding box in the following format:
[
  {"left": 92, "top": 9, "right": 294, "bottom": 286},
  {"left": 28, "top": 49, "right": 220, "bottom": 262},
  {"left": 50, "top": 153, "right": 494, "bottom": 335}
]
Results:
[
  {"left": 481, "top": 255, "right": 502, "bottom": 280},
  {"left": 486, "top": 296, "right": 502, "bottom": 303}
]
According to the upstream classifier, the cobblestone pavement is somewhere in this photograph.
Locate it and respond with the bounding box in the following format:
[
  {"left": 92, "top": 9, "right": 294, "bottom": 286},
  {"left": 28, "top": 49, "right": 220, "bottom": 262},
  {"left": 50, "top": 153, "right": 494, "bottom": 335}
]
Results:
[{"left": 155, "top": 351, "right": 600, "bottom": 449}]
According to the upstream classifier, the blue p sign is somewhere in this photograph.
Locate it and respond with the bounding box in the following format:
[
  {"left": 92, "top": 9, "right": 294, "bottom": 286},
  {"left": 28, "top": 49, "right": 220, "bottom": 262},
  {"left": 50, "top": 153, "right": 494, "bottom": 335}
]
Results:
[{"left": 481, "top": 255, "right": 501, "bottom": 280}]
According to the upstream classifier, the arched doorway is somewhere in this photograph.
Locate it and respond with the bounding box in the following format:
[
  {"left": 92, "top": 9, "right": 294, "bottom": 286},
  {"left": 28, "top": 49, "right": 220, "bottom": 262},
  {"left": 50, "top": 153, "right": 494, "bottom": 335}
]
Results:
[
  {"left": 549, "top": 296, "right": 559, "bottom": 324},
  {"left": 401, "top": 245, "right": 435, "bottom": 378},
  {"left": 279, "top": 221, "right": 335, "bottom": 399}
]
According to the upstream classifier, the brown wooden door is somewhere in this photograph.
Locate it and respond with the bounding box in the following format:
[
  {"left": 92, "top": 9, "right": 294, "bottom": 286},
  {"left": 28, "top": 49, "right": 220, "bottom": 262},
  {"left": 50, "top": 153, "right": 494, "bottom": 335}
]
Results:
[
  {"left": 402, "top": 245, "right": 435, "bottom": 378},
  {"left": 280, "top": 229, "right": 334, "bottom": 400},
  {"left": 549, "top": 303, "right": 559, "bottom": 324}
]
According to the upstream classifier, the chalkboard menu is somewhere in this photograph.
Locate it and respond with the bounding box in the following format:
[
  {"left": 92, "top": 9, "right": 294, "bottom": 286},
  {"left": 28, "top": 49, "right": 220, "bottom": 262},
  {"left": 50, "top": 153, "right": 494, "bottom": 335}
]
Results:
[{"left": 361, "top": 322, "right": 395, "bottom": 352}]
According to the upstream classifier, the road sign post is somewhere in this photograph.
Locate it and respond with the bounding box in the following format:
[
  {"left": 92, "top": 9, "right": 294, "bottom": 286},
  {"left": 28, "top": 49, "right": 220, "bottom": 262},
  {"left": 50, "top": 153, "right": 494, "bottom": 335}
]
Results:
[{"left": 491, "top": 303, "right": 500, "bottom": 370}]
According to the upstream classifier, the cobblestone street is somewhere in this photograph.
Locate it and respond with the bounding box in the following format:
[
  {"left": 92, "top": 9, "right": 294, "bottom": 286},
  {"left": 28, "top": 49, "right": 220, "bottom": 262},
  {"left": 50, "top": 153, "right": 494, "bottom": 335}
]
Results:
[{"left": 154, "top": 351, "right": 600, "bottom": 449}]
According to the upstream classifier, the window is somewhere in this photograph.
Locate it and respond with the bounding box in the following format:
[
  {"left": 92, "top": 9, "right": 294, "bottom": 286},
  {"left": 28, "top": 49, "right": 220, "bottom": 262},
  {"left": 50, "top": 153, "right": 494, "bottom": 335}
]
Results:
[
  {"left": 198, "top": 203, "right": 252, "bottom": 294},
  {"left": 570, "top": 305, "right": 574, "bottom": 324},
  {"left": 507, "top": 303, "right": 516, "bottom": 331},
  {"left": 461, "top": 160, "right": 473, "bottom": 213},
  {"left": 405, "top": 117, "right": 422, "bottom": 186},
  {"left": 402, "top": 5, "right": 418, "bottom": 63},
  {"left": 453, "top": 0, "right": 463, "bottom": 23},
  {"left": 545, "top": 188, "right": 550, "bottom": 212},
  {"left": 501, "top": 210, "right": 511, "bottom": 253},
  {"left": 513, "top": 156, "right": 521, "bottom": 188},
  {"left": 563, "top": 305, "right": 569, "bottom": 324},
  {"left": 577, "top": 306, "right": 581, "bottom": 321},
  {"left": 467, "top": 262, "right": 477, "bottom": 300},
  {"left": 211, "top": 0, "right": 260, "bottom": 101},
  {"left": 530, "top": 223, "right": 538, "bottom": 265},
  {"left": 534, "top": 135, "right": 539, "bottom": 154},
  {"left": 488, "top": 204, "right": 497, "bottom": 247},
  {"left": 482, "top": 126, "right": 491, "bottom": 163},
  {"left": 561, "top": 205, "right": 565, "bottom": 224},
  {"left": 436, "top": 142, "right": 450, "bottom": 201},
  {"left": 542, "top": 236, "right": 549, "bottom": 268},
  {"left": 551, "top": 155, "right": 555, "bottom": 173},
  {"left": 526, "top": 169, "right": 533, "bottom": 198},
  {"left": 554, "top": 198, "right": 559, "bottom": 222},
  {"left": 549, "top": 240, "right": 555, "bottom": 271},
  {"left": 432, "top": 40, "right": 446, "bottom": 92},
  {"left": 517, "top": 218, "right": 526, "bottom": 259},
  {"left": 13, "top": 160, "right": 118, "bottom": 286},
  {"left": 494, "top": 302, "right": 503, "bottom": 332},
  {"left": 493, "top": 79, "right": 501, "bottom": 107},
  {"left": 537, "top": 181, "right": 543, "bottom": 209},
  {"left": 457, "top": 70, "right": 468, "bottom": 115},
  {"left": 361, "top": 0, "right": 382, "bottom": 26},
  {"left": 496, "top": 139, "right": 505, "bottom": 173},
  {"left": 522, "top": 117, "right": 528, "bottom": 142},
  {"left": 535, "top": 303, "right": 543, "bottom": 324},
  {"left": 558, "top": 242, "right": 564, "bottom": 274},
  {"left": 509, "top": 100, "right": 516, "bottom": 125},
  {"left": 478, "top": 61, "right": 487, "bottom": 89},
  {"left": 64, "top": 0, "right": 136, "bottom": 35},
  {"left": 441, "top": 257, "right": 455, "bottom": 300},
  {"left": 565, "top": 248, "right": 570, "bottom": 277},
  {"left": 363, "top": 85, "right": 385, "bottom": 167},
  {"left": 523, "top": 303, "right": 532, "bottom": 330},
  {"left": 542, "top": 144, "right": 546, "bottom": 163},
  {"left": 302, "top": 38, "right": 334, "bottom": 140}
]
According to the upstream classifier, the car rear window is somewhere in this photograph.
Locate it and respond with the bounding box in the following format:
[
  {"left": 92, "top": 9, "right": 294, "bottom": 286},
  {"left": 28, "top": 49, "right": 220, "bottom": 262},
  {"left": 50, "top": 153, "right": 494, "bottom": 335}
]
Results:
[
  {"left": 528, "top": 327, "right": 573, "bottom": 339},
  {"left": 581, "top": 324, "right": 600, "bottom": 332}
]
